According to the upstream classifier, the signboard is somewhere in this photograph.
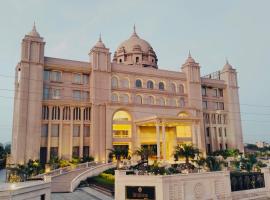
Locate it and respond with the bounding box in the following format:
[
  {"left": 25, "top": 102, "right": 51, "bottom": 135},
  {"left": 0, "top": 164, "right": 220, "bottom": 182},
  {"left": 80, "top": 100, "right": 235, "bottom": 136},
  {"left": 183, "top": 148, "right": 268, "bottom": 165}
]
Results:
[{"left": 126, "top": 186, "right": 155, "bottom": 200}]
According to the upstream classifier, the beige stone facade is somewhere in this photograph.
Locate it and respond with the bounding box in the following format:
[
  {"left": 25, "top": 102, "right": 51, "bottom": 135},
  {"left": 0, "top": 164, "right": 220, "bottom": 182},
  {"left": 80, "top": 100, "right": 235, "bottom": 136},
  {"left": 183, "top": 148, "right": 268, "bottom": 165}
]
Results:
[{"left": 11, "top": 25, "right": 244, "bottom": 164}]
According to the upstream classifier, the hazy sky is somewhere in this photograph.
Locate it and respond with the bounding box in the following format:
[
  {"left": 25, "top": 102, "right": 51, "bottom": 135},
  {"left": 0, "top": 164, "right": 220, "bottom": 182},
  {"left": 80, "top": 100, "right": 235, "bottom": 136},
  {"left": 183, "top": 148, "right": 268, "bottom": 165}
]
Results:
[{"left": 0, "top": 0, "right": 270, "bottom": 144}]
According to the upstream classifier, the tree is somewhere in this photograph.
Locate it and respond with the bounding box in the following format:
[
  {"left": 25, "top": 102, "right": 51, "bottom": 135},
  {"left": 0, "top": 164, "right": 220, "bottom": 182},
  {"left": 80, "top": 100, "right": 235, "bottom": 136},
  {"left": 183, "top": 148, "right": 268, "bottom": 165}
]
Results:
[
  {"left": 107, "top": 146, "right": 129, "bottom": 169},
  {"left": 134, "top": 147, "right": 155, "bottom": 165},
  {"left": 174, "top": 144, "right": 200, "bottom": 165}
]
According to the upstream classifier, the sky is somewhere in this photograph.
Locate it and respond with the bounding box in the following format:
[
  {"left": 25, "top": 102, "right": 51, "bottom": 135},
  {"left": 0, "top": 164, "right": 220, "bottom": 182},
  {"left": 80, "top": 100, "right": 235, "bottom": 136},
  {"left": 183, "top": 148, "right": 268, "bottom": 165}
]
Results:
[{"left": 0, "top": 0, "right": 270, "bottom": 144}]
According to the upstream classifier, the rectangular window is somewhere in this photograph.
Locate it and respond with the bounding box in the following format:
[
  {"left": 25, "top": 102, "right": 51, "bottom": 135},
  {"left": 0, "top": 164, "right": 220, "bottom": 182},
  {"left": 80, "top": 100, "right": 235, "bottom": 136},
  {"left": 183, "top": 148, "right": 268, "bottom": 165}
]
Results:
[
  {"left": 213, "top": 89, "right": 218, "bottom": 97},
  {"left": 211, "top": 114, "right": 216, "bottom": 124},
  {"left": 83, "top": 74, "right": 89, "bottom": 84},
  {"left": 219, "top": 128, "right": 222, "bottom": 137},
  {"left": 43, "top": 70, "right": 50, "bottom": 81},
  {"left": 51, "top": 124, "right": 59, "bottom": 137},
  {"left": 202, "top": 87, "right": 207, "bottom": 96},
  {"left": 219, "top": 102, "right": 224, "bottom": 110},
  {"left": 218, "top": 89, "right": 223, "bottom": 97},
  {"left": 73, "top": 73, "right": 82, "bottom": 84},
  {"left": 73, "top": 90, "right": 81, "bottom": 100},
  {"left": 225, "top": 143, "right": 228, "bottom": 149},
  {"left": 50, "top": 71, "right": 61, "bottom": 82},
  {"left": 82, "top": 91, "right": 89, "bottom": 100},
  {"left": 41, "top": 124, "right": 48, "bottom": 137},
  {"left": 43, "top": 87, "right": 50, "bottom": 100},
  {"left": 83, "top": 125, "right": 90, "bottom": 137},
  {"left": 50, "top": 147, "right": 58, "bottom": 158},
  {"left": 202, "top": 101, "right": 208, "bottom": 109},
  {"left": 51, "top": 88, "right": 61, "bottom": 99},
  {"left": 73, "top": 125, "right": 80, "bottom": 137},
  {"left": 220, "top": 143, "right": 223, "bottom": 150},
  {"left": 206, "top": 127, "right": 210, "bottom": 137},
  {"left": 83, "top": 146, "right": 89, "bottom": 157},
  {"left": 224, "top": 128, "right": 227, "bottom": 137},
  {"left": 207, "top": 144, "right": 211, "bottom": 153},
  {"left": 72, "top": 146, "right": 79, "bottom": 158},
  {"left": 215, "top": 102, "right": 219, "bottom": 110}
]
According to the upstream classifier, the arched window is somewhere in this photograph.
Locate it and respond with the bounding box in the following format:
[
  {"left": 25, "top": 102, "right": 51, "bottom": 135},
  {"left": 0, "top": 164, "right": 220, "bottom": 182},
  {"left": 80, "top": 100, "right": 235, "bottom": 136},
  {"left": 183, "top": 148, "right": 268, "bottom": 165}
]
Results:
[
  {"left": 122, "top": 78, "right": 130, "bottom": 88},
  {"left": 158, "top": 97, "right": 165, "bottom": 106},
  {"left": 178, "top": 112, "right": 188, "bottom": 118},
  {"left": 147, "top": 80, "right": 154, "bottom": 89},
  {"left": 63, "top": 106, "right": 71, "bottom": 120},
  {"left": 52, "top": 106, "right": 60, "bottom": 120},
  {"left": 42, "top": 106, "right": 49, "bottom": 120},
  {"left": 84, "top": 107, "right": 91, "bottom": 121},
  {"left": 147, "top": 96, "right": 155, "bottom": 105},
  {"left": 135, "top": 79, "right": 142, "bottom": 88},
  {"left": 113, "top": 110, "right": 131, "bottom": 121},
  {"left": 179, "top": 84, "right": 184, "bottom": 94},
  {"left": 120, "top": 94, "right": 129, "bottom": 103},
  {"left": 111, "top": 76, "right": 118, "bottom": 89},
  {"left": 159, "top": 82, "right": 165, "bottom": 90},
  {"left": 135, "top": 95, "right": 142, "bottom": 104},
  {"left": 73, "top": 107, "right": 81, "bottom": 120},
  {"left": 112, "top": 110, "right": 132, "bottom": 138},
  {"left": 170, "top": 83, "right": 176, "bottom": 93},
  {"left": 179, "top": 98, "right": 185, "bottom": 107},
  {"left": 111, "top": 93, "right": 118, "bottom": 102}
]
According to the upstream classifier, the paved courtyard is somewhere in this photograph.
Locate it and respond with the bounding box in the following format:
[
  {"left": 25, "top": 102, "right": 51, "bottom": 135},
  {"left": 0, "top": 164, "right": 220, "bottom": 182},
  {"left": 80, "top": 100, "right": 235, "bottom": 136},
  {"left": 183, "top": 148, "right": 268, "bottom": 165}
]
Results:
[
  {"left": 52, "top": 188, "right": 114, "bottom": 200},
  {"left": 0, "top": 169, "right": 6, "bottom": 183}
]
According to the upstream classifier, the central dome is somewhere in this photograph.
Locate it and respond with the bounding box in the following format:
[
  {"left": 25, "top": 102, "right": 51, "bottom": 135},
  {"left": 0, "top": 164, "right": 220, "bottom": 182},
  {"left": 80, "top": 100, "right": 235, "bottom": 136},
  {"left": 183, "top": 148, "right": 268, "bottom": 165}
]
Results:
[{"left": 113, "top": 26, "right": 158, "bottom": 68}]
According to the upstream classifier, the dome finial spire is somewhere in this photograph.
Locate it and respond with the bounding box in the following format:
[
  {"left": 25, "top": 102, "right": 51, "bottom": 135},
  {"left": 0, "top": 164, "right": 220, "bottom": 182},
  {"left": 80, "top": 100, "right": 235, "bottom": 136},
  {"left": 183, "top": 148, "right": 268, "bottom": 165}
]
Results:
[
  {"left": 188, "top": 50, "right": 192, "bottom": 58},
  {"left": 225, "top": 57, "right": 229, "bottom": 64},
  {"left": 99, "top": 33, "right": 102, "bottom": 42},
  {"left": 28, "top": 21, "right": 40, "bottom": 37},
  {"left": 132, "top": 24, "right": 138, "bottom": 37}
]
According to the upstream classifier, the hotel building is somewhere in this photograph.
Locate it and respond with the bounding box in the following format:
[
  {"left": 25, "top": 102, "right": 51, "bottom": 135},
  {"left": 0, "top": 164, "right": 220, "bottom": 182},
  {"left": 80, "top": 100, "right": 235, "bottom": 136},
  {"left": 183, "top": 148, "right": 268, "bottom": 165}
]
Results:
[{"left": 11, "top": 25, "right": 244, "bottom": 164}]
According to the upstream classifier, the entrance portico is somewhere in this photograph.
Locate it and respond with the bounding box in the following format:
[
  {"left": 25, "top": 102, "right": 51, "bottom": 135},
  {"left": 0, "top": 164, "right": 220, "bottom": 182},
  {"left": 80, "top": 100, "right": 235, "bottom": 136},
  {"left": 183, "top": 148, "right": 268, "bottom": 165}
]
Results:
[{"left": 134, "top": 115, "right": 201, "bottom": 162}]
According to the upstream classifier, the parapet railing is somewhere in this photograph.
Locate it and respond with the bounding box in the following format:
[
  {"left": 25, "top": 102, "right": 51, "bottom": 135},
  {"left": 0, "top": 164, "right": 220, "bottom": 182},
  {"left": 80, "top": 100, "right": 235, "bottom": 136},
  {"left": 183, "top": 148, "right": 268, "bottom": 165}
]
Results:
[{"left": 35, "top": 161, "right": 97, "bottom": 178}]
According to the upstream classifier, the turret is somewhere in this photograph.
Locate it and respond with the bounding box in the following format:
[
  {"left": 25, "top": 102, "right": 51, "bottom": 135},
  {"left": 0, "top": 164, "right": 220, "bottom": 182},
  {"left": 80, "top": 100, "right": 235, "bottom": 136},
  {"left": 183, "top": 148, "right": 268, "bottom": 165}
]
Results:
[
  {"left": 220, "top": 60, "right": 244, "bottom": 152},
  {"left": 11, "top": 24, "right": 45, "bottom": 164}
]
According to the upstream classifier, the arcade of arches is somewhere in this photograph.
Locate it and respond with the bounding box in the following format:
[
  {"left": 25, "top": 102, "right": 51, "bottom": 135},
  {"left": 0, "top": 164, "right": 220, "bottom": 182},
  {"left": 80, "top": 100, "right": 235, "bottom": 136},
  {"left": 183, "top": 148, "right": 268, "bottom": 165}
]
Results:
[{"left": 112, "top": 110, "right": 201, "bottom": 162}]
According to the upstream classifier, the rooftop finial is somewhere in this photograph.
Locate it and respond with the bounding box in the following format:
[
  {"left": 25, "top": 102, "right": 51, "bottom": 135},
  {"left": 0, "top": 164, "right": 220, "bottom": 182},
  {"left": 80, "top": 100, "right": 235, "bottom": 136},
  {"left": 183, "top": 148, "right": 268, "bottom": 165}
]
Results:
[
  {"left": 225, "top": 57, "right": 229, "bottom": 64},
  {"left": 133, "top": 24, "right": 136, "bottom": 33},
  {"left": 28, "top": 21, "right": 40, "bottom": 37},
  {"left": 132, "top": 24, "right": 138, "bottom": 37},
  {"left": 99, "top": 33, "right": 102, "bottom": 42},
  {"left": 188, "top": 50, "right": 192, "bottom": 58}
]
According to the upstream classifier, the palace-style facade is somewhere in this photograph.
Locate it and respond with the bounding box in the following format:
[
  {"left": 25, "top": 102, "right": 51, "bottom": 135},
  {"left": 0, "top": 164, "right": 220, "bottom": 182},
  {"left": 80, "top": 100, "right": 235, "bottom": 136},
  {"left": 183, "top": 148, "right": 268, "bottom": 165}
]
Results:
[{"left": 11, "top": 25, "right": 244, "bottom": 164}]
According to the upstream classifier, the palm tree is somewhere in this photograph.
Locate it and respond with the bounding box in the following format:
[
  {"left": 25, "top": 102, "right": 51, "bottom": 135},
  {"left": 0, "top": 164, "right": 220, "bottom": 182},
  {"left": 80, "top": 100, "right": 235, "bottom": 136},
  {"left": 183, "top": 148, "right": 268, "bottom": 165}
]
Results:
[
  {"left": 107, "top": 146, "right": 129, "bottom": 169},
  {"left": 205, "top": 156, "right": 223, "bottom": 171},
  {"left": 174, "top": 144, "right": 200, "bottom": 165},
  {"left": 134, "top": 147, "right": 155, "bottom": 165}
]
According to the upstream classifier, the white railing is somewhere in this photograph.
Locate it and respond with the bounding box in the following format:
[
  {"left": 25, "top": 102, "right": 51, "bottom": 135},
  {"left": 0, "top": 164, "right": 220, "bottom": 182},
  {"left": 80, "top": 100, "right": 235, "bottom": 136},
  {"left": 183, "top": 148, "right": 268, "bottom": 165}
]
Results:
[
  {"left": 70, "top": 162, "right": 116, "bottom": 192},
  {"left": 35, "top": 161, "right": 96, "bottom": 178}
]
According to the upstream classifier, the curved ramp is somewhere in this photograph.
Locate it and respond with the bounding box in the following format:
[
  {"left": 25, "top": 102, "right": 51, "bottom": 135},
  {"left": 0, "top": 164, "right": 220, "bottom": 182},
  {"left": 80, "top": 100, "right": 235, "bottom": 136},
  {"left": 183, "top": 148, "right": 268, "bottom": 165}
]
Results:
[{"left": 50, "top": 163, "right": 115, "bottom": 193}]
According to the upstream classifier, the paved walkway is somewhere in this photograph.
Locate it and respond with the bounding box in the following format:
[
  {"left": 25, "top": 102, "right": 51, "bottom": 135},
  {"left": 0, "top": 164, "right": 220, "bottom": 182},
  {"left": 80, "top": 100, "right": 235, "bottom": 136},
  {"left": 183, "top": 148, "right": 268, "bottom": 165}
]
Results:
[
  {"left": 0, "top": 169, "right": 6, "bottom": 183},
  {"left": 51, "top": 188, "right": 114, "bottom": 200}
]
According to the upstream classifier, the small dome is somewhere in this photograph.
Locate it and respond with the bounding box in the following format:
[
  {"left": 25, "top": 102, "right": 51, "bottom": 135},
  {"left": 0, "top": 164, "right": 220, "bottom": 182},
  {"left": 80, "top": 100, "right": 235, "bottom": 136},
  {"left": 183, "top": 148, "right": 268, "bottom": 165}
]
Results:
[
  {"left": 114, "top": 25, "right": 158, "bottom": 68},
  {"left": 94, "top": 34, "right": 106, "bottom": 48},
  {"left": 27, "top": 23, "right": 40, "bottom": 37},
  {"left": 185, "top": 51, "right": 196, "bottom": 63},
  {"left": 117, "top": 32, "right": 153, "bottom": 53},
  {"left": 223, "top": 59, "right": 233, "bottom": 70}
]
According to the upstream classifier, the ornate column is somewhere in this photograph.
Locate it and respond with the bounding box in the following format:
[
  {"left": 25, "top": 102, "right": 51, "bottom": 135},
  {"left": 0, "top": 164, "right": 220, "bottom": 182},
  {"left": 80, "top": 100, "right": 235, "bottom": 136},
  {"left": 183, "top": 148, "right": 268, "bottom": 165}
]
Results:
[
  {"left": 162, "top": 122, "right": 166, "bottom": 161},
  {"left": 80, "top": 107, "right": 84, "bottom": 158},
  {"left": 47, "top": 106, "right": 52, "bottom": 162},
  {"left": 156, "top": 120, "right": 160, "bottom": 161},
  {"left": 58, "top": 106, "right": 63, "bottom": 159}
]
